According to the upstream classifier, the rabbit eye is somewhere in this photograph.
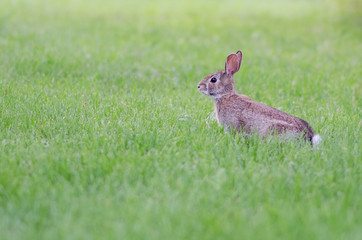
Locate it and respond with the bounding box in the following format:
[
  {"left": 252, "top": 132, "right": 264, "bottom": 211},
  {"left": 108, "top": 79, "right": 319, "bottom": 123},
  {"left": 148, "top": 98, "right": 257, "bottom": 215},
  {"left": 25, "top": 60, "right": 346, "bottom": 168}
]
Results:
[{"left": 210, "top": 77, "right": 217, "bottom": 83}]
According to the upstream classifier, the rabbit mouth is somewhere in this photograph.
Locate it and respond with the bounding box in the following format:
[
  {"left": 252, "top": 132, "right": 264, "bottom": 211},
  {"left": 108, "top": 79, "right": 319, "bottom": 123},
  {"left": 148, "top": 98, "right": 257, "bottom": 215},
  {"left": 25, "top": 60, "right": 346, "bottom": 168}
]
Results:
[
  {"left": 200, "top": 90, "right": 209, "bottom": 96},
  {"left": 200, "top": 90, "right": 221, "bottom": 99}
]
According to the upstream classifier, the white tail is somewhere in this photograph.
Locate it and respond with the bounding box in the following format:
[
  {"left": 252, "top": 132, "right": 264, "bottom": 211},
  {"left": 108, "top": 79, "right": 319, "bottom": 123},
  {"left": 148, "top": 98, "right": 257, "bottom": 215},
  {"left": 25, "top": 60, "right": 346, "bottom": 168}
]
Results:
[{"left": 312, "top": 134, "right": 322, "bottom": 148}]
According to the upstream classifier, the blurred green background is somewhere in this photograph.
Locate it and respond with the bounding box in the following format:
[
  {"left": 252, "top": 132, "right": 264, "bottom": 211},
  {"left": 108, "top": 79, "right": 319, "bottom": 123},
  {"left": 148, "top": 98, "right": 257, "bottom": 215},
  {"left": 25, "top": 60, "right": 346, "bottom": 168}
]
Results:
[{"left": 0, "top": 0, "right": 361, "bottom": 239}]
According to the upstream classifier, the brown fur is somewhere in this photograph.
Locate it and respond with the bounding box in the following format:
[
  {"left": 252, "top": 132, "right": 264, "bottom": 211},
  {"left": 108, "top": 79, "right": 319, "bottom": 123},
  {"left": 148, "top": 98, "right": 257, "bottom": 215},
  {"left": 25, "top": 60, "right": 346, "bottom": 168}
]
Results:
[{"left": 198, "top": 50, "right": 315, "bottom": 142}]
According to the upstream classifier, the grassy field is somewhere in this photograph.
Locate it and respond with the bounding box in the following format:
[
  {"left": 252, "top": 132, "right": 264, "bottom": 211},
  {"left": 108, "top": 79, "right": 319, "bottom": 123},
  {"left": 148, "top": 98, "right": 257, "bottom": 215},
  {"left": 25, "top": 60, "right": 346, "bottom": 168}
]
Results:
[{"left": 0, "top": 0, "right": 361, "bottom": 239}]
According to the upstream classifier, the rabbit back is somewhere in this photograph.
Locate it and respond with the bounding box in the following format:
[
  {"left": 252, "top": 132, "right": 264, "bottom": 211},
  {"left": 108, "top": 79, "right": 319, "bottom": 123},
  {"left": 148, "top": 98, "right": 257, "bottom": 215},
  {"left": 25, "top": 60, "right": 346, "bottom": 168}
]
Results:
[{"left": 214, "top": 94, "right": 314, "bottom": 141}]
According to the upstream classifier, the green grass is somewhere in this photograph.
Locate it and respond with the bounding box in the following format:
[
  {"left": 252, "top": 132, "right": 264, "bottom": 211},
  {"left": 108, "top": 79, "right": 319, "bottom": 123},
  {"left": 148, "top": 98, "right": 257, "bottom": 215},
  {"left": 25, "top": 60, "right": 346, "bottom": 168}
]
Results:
[{"left": 0, "top": 0, "right": 361, "bottom": 239}]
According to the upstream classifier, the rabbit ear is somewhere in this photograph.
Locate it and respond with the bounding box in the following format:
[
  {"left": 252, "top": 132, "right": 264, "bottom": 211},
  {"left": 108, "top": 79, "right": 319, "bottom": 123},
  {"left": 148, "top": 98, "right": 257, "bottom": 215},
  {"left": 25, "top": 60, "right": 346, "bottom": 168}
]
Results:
[
  {"left": 225, "top": 51, "right": 242, "bottom": 75},
  {"left": 236, "top": 50, "right": 242, "bottom": 64}
]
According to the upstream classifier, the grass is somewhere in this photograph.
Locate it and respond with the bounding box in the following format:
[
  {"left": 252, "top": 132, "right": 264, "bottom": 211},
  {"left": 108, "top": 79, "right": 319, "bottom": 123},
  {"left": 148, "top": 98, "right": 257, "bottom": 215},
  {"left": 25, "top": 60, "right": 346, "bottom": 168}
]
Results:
[{"left": 0, "top": 0, "right": 361, "bottom": 239}]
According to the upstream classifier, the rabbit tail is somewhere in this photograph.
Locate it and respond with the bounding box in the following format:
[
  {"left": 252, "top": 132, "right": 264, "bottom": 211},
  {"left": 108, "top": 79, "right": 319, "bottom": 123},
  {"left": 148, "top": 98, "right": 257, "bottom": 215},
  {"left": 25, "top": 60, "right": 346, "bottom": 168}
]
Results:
[{"left": 312, "top": 134, "right": 322, "bottom": 149}]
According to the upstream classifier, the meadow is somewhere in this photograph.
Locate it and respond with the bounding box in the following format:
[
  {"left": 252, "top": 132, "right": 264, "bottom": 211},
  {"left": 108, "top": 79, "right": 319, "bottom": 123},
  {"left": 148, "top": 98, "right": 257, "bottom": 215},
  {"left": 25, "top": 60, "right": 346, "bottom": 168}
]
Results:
[{"left": 0, "top": 0, "right": 361, "bottom": 239}]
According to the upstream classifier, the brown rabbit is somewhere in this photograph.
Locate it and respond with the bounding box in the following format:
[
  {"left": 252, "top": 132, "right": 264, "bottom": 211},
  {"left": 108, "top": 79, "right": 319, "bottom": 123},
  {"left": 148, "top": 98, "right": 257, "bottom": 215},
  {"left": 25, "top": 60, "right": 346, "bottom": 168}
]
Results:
[{"left": 198, "top": 50, "right": 321, "bottom": 146}]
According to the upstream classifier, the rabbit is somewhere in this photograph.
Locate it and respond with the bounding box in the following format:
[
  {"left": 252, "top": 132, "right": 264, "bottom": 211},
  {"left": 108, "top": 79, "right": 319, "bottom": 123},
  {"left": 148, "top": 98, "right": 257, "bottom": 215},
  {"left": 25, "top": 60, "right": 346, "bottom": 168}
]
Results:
[{"left": 197, "top": 50, "right": 322, "bottom": 147}]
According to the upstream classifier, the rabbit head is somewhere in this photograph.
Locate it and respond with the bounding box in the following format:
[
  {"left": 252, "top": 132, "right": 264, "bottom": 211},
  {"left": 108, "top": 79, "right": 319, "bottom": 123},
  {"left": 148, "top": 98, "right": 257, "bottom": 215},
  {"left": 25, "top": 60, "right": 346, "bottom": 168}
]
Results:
[{"left": 198, "top": 50, "right": 242, "bottom": 98}]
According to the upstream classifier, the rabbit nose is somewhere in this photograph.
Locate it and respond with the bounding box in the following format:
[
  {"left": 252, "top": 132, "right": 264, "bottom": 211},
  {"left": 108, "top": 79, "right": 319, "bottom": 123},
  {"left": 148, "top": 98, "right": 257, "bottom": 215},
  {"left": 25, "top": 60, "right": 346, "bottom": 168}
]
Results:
[{"left": 198, "top": 85, "right": 200, "bottom": 88}]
